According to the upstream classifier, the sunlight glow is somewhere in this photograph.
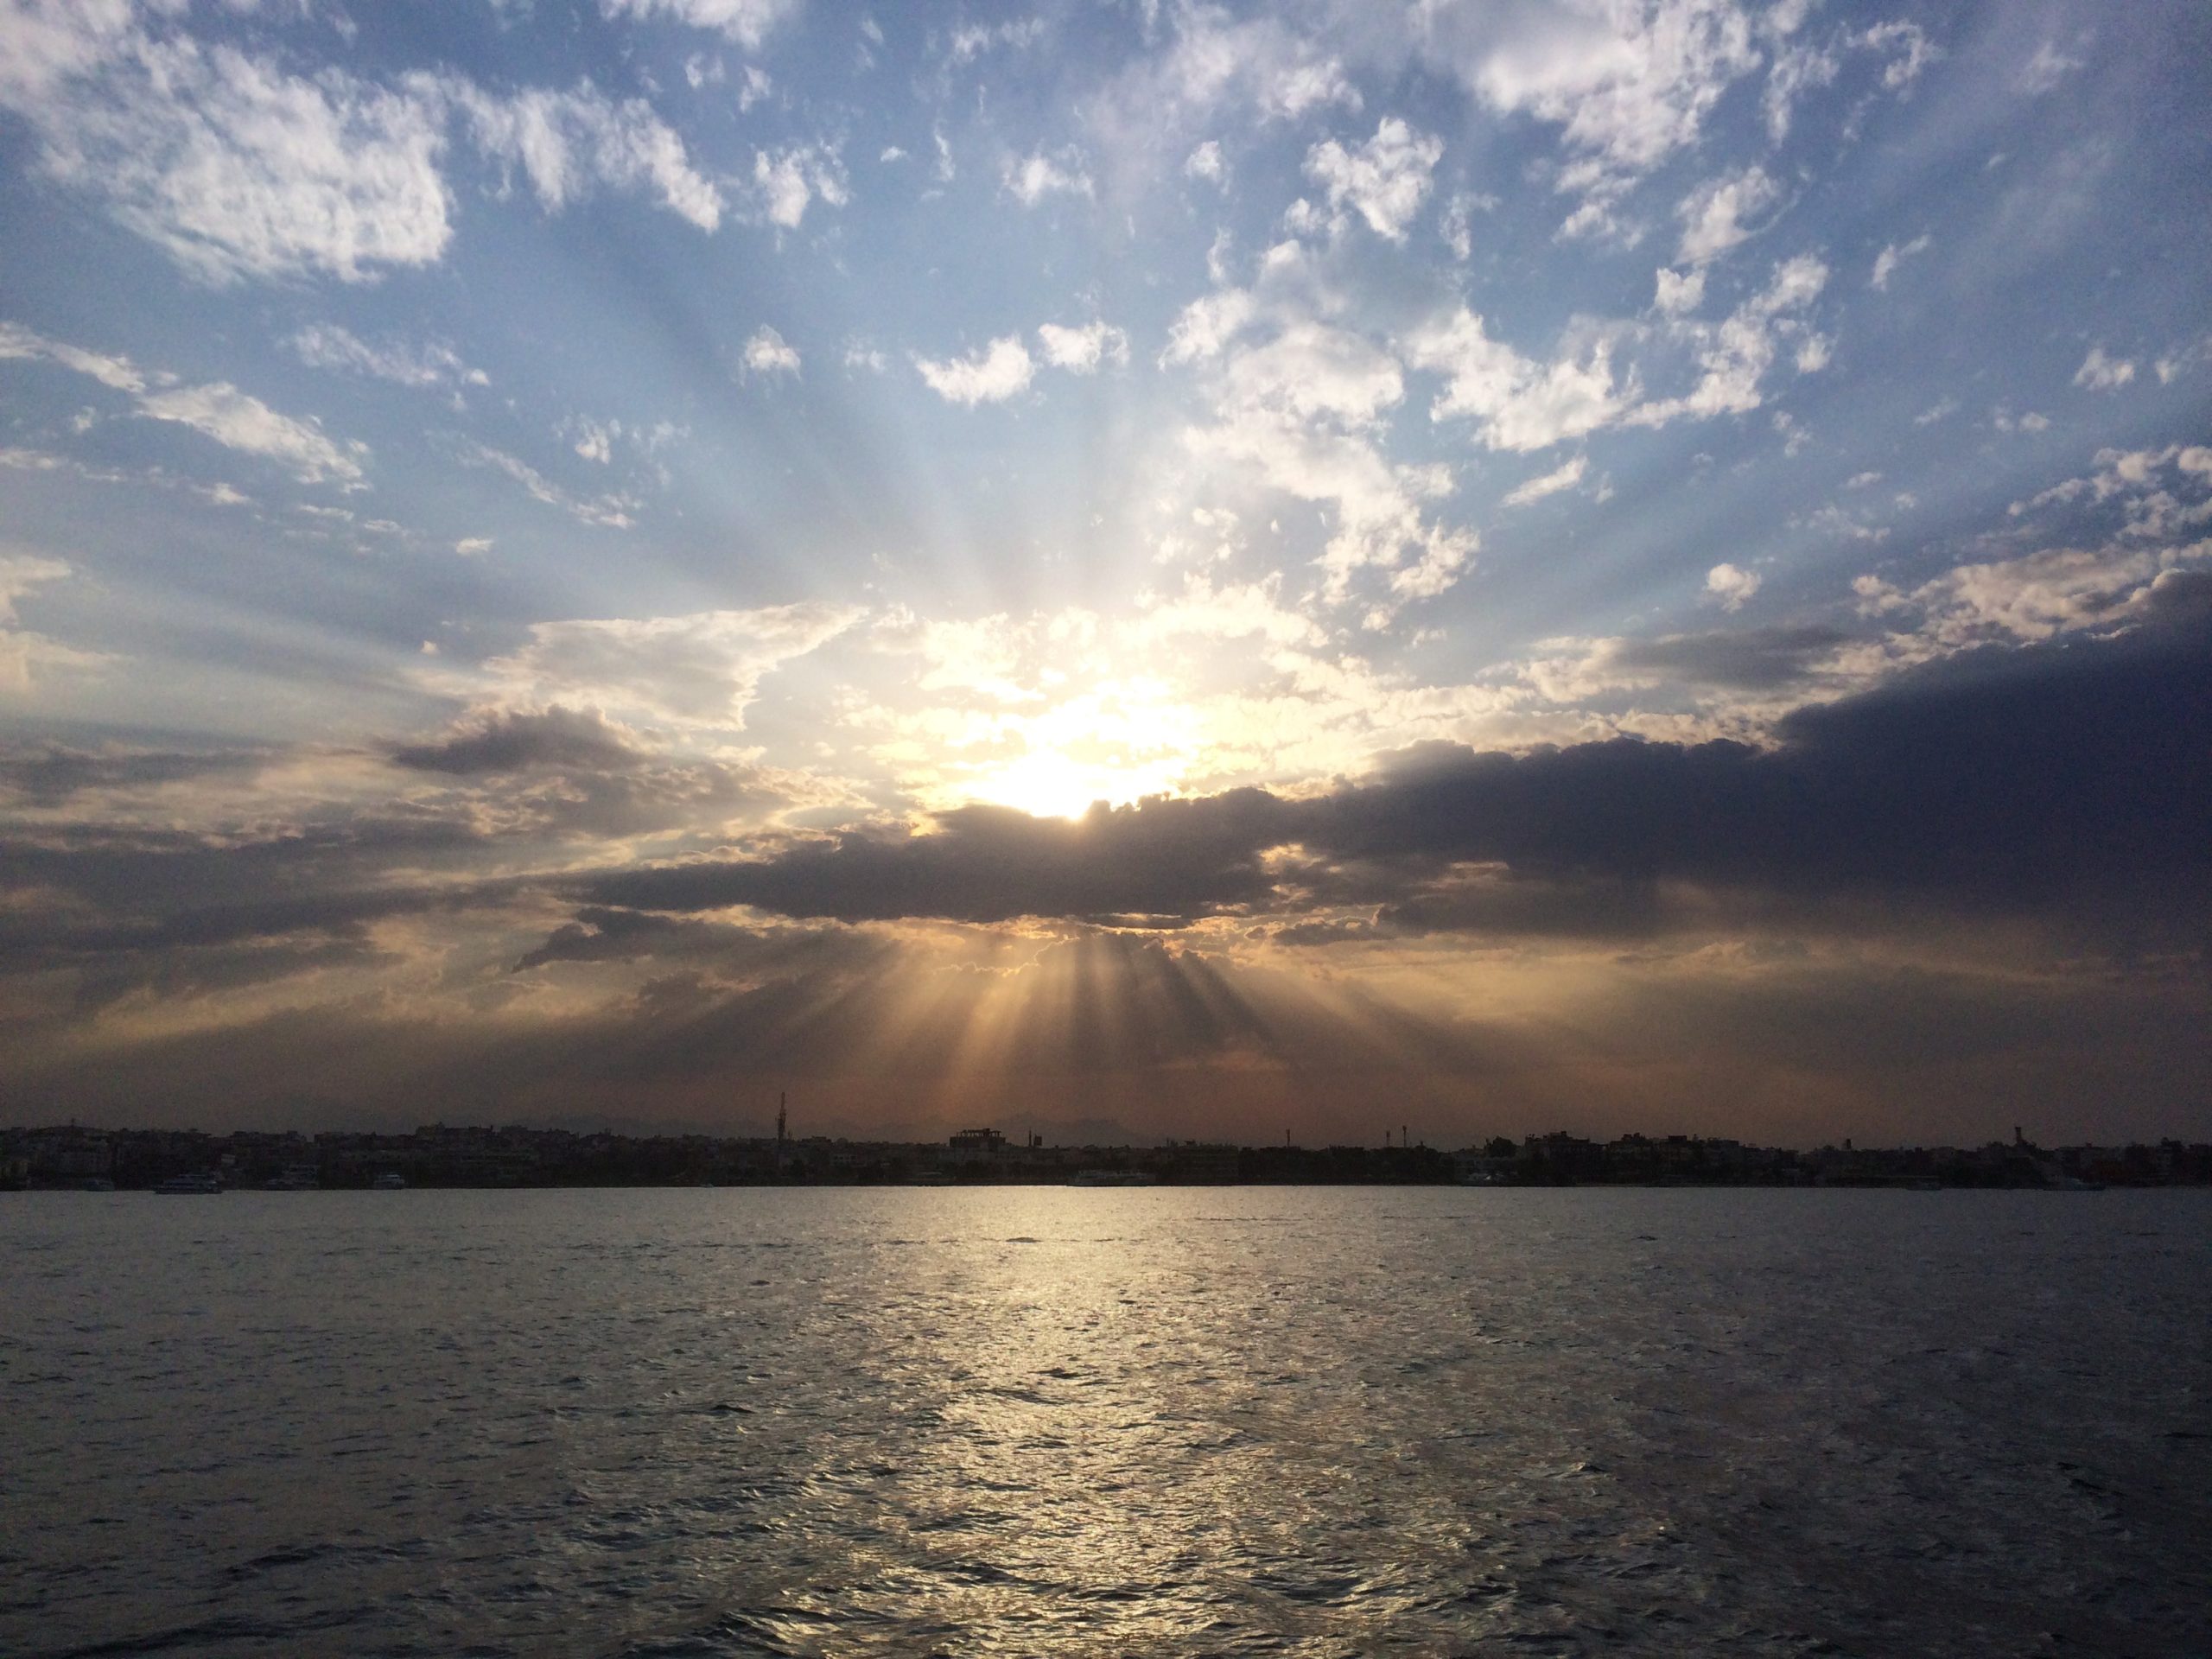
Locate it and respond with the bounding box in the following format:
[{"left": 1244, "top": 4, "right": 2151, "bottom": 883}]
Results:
[{"left": 962, "top": 681, "right": 1201, "bottom": 818}]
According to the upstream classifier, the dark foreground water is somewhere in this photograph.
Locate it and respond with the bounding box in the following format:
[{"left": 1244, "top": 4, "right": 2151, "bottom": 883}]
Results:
[{"left": 3, "top": 1187, "right": 2208, "bottom": 1658}]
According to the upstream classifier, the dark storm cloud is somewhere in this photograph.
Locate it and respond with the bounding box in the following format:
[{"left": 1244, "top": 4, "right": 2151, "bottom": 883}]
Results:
[
  {"left": 1607, "top": 626, "right": 1852, "bottom": 690},
  {"left": 579, "top": 790, "right": 1295, "bottom": 924},
  {"left": 572, "top": 607, "right": 2212, "bottom": 931},
  {"left": 390, "top": 705, "right": 642, "bottom": 774},
  {"left": 0, "top": 743, "right": 269, "bottom": 804}
]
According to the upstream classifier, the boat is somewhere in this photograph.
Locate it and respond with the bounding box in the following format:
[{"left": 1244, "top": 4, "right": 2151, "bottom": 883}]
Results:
[
  {"left": 1067, "top": 1169, "right": 1159, "bottom": 1186},
  {"left": 264, "top": 1166, "right": 321, "bottom": 1191},
  {"left": 906, "top": 1170, "right": 956, "bottom": 1185},
  {"left": 371, "top": 1171, "right": 408, "bottom": 1190},
  {"left": 153, "top": 1171, "right": 222, "bottom": 1194}
]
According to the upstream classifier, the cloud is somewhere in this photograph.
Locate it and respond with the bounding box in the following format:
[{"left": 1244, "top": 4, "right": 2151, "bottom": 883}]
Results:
[
  {"left": 1162, "top": 289, "right": 1258, "bottom": 366},
  {"left": 2074, "top": 348, "right": 2136, "bottom": 392},
  {"left": 134, "top": 382, "right": 367, "bottom": 485},
  {"left": 945, "top": 16, "right": 1045, "bottom": 65},
  {"left": 1433, "top": 0, "right": 1763, "bottom": 231},
  {"left": 0, "top": 555, "right": 99, "bottom": 694},
  {"left": 1002, "top": 147, "right": 1092, "bottom": 206},
  {"left": 1704, "top": 562, "right": 1760, "bottom": 610},
  {"left": 475, "top": 602, "right": 861, "bottom": 728},
  {"left": 1631, "top": 253, "right": 1829, "bottom": 425},
  {"left": 1179, "top": 314, "right": 1473, "bottom": 614},
  {"left": 390, "top": 705, "right": 645, "bottom": 775},
  {"left": 742, "top": 326, "right": 802, "bottom": 378},
  {"left": 1036, "top": 321, "right": 1129, "bottom": 374},
  {"left": 289, "top": 324, "right": 486, "bottom": 391},
  {"left": 1675, "top": 165, "right": 1780, "bottom": 264},
  {"left": 5, "top": 321, "right": 365, "bottom": 484},
  {"left": 913, "top": 337, "right": 1034, "bottom": 405},
  {"left": 4, "top": 28, "right": 454, "bottom": 283},
  {"left": 750, "top": 143, "right": 847, "bottom": 229},
  {"left": 0, "top": 15, "right": 726, "bottom": 283},
  {"left": 597, "top": 0, "right": 803, "bottom": 50},
  {"left": 1870, "top": 233, "right": 1930, "bottom": 291},
  {"left": 1302, "top": 117, "right": 1443, "bottom": 241},
  {"left": 0, "top": 319, "right": 146, "bottom": 391},
  {"left": 442, "top": 77, "right": 723, "bottom": 232},
  {"left": 1185, "top": 140, "right": 1224, "bottom": 183},
  {"left": 572, "top": 610, "right": 2212, "bottom": 929},
  {"left": 1502, "top": 454, "right": 1587, "bottom": 507},
  {"left": 2018, "top": 39, "right": 2085, "bottom": 94},
  {"left": 454, "top": 441, "right": 639, "bottom": 529},
  {"left": 1404, "top": 307, "right": 1632, "bottom": 454}
]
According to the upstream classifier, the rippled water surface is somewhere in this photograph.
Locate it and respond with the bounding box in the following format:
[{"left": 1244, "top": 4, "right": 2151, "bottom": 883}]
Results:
[{"left": 4, "top": 1186, "right": 2209, "bottom": 1656}]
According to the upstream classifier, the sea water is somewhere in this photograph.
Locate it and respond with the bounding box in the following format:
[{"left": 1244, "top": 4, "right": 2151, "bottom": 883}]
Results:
[{"left": 3, "top": 1185, "right": 2207, "bottom": 1656}]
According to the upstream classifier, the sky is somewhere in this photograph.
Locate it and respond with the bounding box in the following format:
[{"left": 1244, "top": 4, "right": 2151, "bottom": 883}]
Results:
[{"left": 1, "top": 0, "right": 2208, "bottom": 1147}]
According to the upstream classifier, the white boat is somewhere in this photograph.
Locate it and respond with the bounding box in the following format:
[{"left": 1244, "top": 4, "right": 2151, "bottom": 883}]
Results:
[
  {"left": 371, "top": 1171, "right": 407, "bottom": 1190},
  {"left": 153, "top": 1171, "right": 222, "bottom": 1195},
  {"left": 1067, "top": 1169, "right": 1159, "bottom": 1186}
]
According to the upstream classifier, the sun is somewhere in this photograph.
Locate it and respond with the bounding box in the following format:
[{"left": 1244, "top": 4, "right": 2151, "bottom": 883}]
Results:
[{"left": 964, "top": 682, "right": 1200, "bottom": 819}]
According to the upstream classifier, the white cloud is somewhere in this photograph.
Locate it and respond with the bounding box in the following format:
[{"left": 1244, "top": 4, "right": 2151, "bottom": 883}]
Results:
[
  {"left": 1633, "top": 254, "right": 1830, "bottom": 426},
  {"left": 1887, "top": 538, "right": 2210, "bottom": 648},
  {"left": 480, "top": 601, "right": 861, "bottom": 728},
  {"left": 457, "top": 441, "right": 639, "bottom": 529},
  {"left": 2018, "top": 40, "right": 2084, "bottom": 92},
  {"left": 5, "top": 321, "right": 366, "bottom": 484},
  {"left": 1263, "top": 57, "right": 1360, "bottom": 120},
  {"left": 597, "top": 0, "right": 803, "bottom": 50},
  {"left": 1857, "top": 21, "right": 1938, "bottom": 90},
  {"left": 2073, "top": 347, "right": 2136, "bottom": 392},
  {"left": 0, "top": 552, "right": 71, "bottom": 628},
  {"left": 1179, "top": 315, "right": 1473, "bottom": 617},
  {"left": 0, "top": 14, "right": 727, "bottom": 283},
  {"left": 1675, "top": 165, "right": 1779, "bottom": 264},
  {"left": 2009, "top": 443, "right": 2212, "bottom": 543},
  {"left": 1704, "top": 562, "right": 1760, "bottom": 610},
  {"left": 914, "top": 337, "right": 1035, "bottom": 405},
  {"left": 1303, "top": 117, "right": 1442, "bottom": 242},
  {"left": 1162, "top": 289, "right": 1257, "bottom": 366},
  {"left": 1185, "top": 140, "right": 1224, "bottom": 183},
  {"left": 571, "top": 419, "right": 614, "bottom": 463},
  {"left": 1761, "top": 42, "right": 1839, "bottom": 143},
  {"left": 1436, "top": 0, "right": 1764, "bottom": 229},
  {"left": 12, "top": 32, "right": 453, "bottom": 283},
  {"left": 0, "top": 552, "right": 105, "bottom": 692},
  {"left": 1653, "top": 266, "right": 1705, "bottom": 317},
  {"left": 0, "top": 320, "right": 145, "bottom": 391},
  {"left": 1036, "top": 321, "right": 1129, "bottom": 374},
  {"left": 1002, "top": 148, "right": 1092, "bottom": 207},
  {"left": 742, "top": 326, "right": 802, "bottom": 378},
  {"left": 443, "top": 78, "right": 723, "bottom": 232},
  {"left": 1439, "top": 192, "right": 1495, "bottom": 261},
  {"left": 747, "top": 143, "right": 846, "bottom": 230},
  {"left": 1502, "top": 454, "right": 1587, "bottom": 507},
  {"left": 289, "top": 324, "right": 486, "bottom": 391},
  {"left": 1870, "top": 233, "right": 1930, "bottom": 291},
  {"left": 946, "top": 17, "right": 1045, "bottom": 64},
  {"left": 454, "top": 537, "right": 493, "bottom": 557},
  {"left": 1405, "top": 308, "right": 1632, "bottom": 454},
  {"left": 130, "top": 389, "right": 366, "bottom": 486},
  {"left": 2154, "top": 337, "right": 2209, "bottom": 385}
]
